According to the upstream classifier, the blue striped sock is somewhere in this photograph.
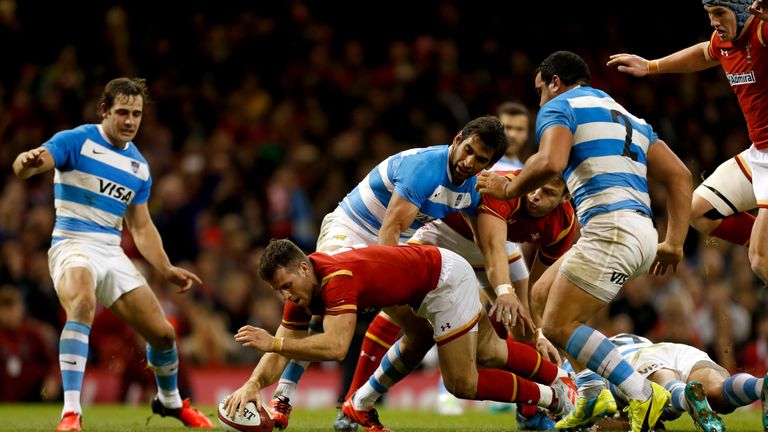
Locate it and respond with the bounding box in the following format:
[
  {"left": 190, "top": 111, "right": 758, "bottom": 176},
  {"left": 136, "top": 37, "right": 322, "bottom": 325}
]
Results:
[
  {"left": 60, "top": 321, "right": 91, "bottom": 415},
  {"left": 722, "top": 373, "right": 761, "bottom": 408},
  {"left": 664, "top": 380, "right": 686, "bottom": 414},
  {"left": 575, "top": 369, "right": 605, "bottom": 398},
  {"left": 354, "top": 340, "right": 418, "bottom": 408},
  {"left": 565, "top": 325, "right": 650, "bottom": 400},
  {"left": 147, "top": 343, "right": 182, "bottom": 408}
]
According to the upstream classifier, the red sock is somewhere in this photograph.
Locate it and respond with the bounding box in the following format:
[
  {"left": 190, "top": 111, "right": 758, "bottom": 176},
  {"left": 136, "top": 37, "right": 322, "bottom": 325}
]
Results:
[
  {"left": 505, "top": 338, "right": 558, "bottom": 384},
  {"left": 476, "top": 369, "right": 541, "bottom": 404},
  {"left": 518, "top": 403, "right": 538, "bottom": 417},
  {"left": 345, "top": 315, "right": 401, "bottom": 400},
  {"left": 710, "top": 212, "right": 755, "bottom": 246}
]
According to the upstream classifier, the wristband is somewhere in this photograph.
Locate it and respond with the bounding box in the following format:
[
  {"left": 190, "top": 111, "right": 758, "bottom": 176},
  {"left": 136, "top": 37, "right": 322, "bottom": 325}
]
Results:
[
  {"left": 648, "top": 59, "right": 660, "bottom": 74},
  {"left": 272, "top": 336, "right": 284, "bottom": 353},
  {"left": 495, "top": 283, "right": 514, "bottom": 297},
  {"left": 535, "top": 328, "right": 545, "bottom": 340}
]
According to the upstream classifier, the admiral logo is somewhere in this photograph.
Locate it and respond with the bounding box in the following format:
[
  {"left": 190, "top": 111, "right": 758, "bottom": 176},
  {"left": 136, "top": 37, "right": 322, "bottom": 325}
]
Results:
[{"left": 726, "top": 71, "right": 756, "bottom": 86}]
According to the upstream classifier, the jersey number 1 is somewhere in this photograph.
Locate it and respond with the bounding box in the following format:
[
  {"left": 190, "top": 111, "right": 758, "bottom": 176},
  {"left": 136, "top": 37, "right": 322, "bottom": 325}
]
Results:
[{"left": 610, "top": 110, "right": 638, "bottom": 161}]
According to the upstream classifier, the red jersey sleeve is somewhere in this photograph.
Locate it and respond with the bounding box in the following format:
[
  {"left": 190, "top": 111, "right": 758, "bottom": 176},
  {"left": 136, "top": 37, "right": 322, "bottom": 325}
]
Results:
[
  {"left": 320, "top": 270, "right": 358, "bottom": 316},
  {"left": 478, "top": 170, "right": 522, "bottom": 221},
  {"left": 281, "top": 301, "right": 311, "bottom": 331}
]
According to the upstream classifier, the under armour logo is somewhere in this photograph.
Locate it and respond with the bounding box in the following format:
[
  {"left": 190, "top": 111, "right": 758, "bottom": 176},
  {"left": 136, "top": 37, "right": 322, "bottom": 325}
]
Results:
[
  {"left": 440, "top": 323, "right": 452, "bottom": 332},
  {"left": 360, "top": 350, "right": 377, "bottom": 362},
  {"left": 530, "top": 232, "right": 541, "bottom": 241},
  {"left": 721, "top": 49, "right": 729, "bottom": 56}
]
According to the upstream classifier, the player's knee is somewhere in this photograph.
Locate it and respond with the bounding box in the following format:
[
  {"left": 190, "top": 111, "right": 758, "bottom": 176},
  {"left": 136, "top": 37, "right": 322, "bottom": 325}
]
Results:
[
  {"left": 443, "top": 374, "right": 476, "bottom": 399},
  {"left": 690, "top": 213, "right": 718, "bottom": 235},
  {"left": 531, "top": 282, "right": 548, "bottom": 318},
  {"left": 64, "top": 294, "right": 97, "bottom": 323},
  {"left": 147, "top": 320, "right": 176, "bottom": 349},
  {"left": 749, "top": 254, "right": 768, "bottom": 283}
]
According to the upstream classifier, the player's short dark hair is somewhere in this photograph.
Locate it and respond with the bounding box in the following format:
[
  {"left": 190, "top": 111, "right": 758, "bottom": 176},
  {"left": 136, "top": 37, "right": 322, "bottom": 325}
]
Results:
[
  {"left": 496, "top": 101, "right": 530, "bottom": 119},
  {"left": 98, "top": 77, "right": 150, "bottom": 112},
  {"left": 536, "top": 51, "right": 591, "bottom": 87},
  {"left": 460, "top": 115, "right": 508, "bottom": 166},
  {"left": 258, "top": 239, "right": 309, "bottom": 282},
  {"left": 548, "top": 174, "right": 570, "bottom": 196}
]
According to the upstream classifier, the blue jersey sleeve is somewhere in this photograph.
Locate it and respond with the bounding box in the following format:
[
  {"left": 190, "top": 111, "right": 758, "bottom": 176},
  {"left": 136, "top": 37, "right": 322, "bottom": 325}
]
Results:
[
  {"left": 132, "top": 174, "right": 152, "bottom": 205},
  {"left": 42, "top": 129, "right": 82, "bottom": 171},
  {"left": 535, "top": 98, "right": 577, "bottom": 141},
  {"left": 391, "top": 155, "right": 438, "bottom": 208}
]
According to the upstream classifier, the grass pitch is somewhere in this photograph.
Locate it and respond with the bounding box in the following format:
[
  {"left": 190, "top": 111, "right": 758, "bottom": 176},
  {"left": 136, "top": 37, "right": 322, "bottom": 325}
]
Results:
[{"left": 0, "top": 404, "right": 762, "bottom": 431}]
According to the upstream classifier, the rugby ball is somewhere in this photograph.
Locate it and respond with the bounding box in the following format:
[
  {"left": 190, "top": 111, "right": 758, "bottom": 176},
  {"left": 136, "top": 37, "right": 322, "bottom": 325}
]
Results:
[{"left": 217, "top": 399, "right": 274, "bottom": 432}]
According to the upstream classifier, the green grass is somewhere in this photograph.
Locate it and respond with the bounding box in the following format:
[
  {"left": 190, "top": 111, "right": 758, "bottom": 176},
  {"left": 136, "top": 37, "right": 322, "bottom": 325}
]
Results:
[{"left": 0, "top": 404, "right": 762, "bottom": 431}]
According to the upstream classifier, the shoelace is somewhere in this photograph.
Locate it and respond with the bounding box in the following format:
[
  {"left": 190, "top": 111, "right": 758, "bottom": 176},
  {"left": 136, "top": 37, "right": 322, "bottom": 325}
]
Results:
[{"left": 274, "top": 399, "right": 292, "bottom": 414}]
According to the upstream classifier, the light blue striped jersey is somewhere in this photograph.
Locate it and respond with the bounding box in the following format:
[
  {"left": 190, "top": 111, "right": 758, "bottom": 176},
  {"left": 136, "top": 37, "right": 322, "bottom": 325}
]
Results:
[
  {"left": 43, "top": 124, "right": 152, "bottom": 246},
  {"left": 536, "top": 86, "right": 658, "bottom": 225},
  {"left": 339, "top": 145, "right": 480, "bottom": 240}
]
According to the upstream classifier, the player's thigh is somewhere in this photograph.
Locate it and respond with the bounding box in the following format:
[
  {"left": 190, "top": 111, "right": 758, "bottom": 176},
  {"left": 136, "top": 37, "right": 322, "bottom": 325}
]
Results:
[
  {"left": 381, "top": 305, "right": 433, "bottom": 356},
  {"left": 693, "top": 150, "right": 755, "bottom": 220},
  {"left": 48, "top": 241, "right": 101, "bottom": 318},
  {"left": 531, "top": 256, "right": 563, "bottom": 318},
  {"left": 316, "top": 207, "right": 377, "bottom": 251},
  {"left": 437, "top": 330, "right": 479, "bottom": 396}
]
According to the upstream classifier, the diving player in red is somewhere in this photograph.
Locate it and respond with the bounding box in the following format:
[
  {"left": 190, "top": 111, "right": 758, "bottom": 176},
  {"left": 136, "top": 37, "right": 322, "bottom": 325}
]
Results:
[
  {"left": 607, "top": 0, "right": 768, "bottom": 284},
  {"left": 221, "top": 240, "right": 576, "bottom": 432}
]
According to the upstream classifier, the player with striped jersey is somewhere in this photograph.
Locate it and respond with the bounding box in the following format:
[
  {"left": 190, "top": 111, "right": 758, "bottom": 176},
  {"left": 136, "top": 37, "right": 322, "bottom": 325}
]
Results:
[
  {"left": 12, "top": 78, "right": 211, "bottom": 431},
  {"left": 478, "top": 51, "right": 693, "bottom": 432}
]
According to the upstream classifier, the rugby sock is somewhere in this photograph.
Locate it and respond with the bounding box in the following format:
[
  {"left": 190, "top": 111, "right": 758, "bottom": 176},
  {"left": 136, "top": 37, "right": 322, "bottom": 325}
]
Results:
[
  {"left": 565, "top": 325, "right": 651, "bottom": 400},
  {"left": 504, "top": 338, "right": 561, "bottom": 384},
  {"left": 664, "top": 380, "right": 687, "bottom": 415},
  {"left": 575, "top": 368, "right": 606, "bottom": 399},
  {"left": 710, "top": 212, "right": 755, "bottom": 246},
  {"left": 352, "top": 340, "right": 417, "bottom": 409},
  {"left": 475, "top": 369, "right": 555, "bottom": 408},
  {"left": 274, "top": 318, "right": 324, "bottom": 401},
  {"left": 147, "top": 343, "right": 182, "bottom": 409},
  {"left": 60, "top": 321, "right": 91, "bottom": 415},
  {"left": 345, "top": 314, "right": 401, "bottom": 400},
  {"left": 722, "top": 373, "right": 762, "bottom": 408}
]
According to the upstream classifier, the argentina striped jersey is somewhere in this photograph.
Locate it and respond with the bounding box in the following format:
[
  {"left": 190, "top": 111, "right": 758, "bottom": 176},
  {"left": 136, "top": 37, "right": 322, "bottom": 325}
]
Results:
[
  {"left": 43, "top": 124, "right": 151, "bottom": 246},
  {"left": 338, "top": 145, "right": 480, "bottom": 240},
  {"left": 536, "top": 86, "right": 657, "bottom": 225}
]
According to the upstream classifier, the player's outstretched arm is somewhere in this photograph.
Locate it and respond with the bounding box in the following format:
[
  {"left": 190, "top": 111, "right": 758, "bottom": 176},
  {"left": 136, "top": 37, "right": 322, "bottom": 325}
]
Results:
[
  {"left": 607, "top": 42, "right": 717, "bottom": 76},
  {"left": 12, "top": 147, "right": 54, "bottom": 179},
  {"left": 124, "top": 203, "right": 202, "bottom": 292},
  {"left": 224, "top": 325, "right": 303, "bottom": 417},
  {"left": 646, "top": 139, "right": 693, "bottom": 275}
]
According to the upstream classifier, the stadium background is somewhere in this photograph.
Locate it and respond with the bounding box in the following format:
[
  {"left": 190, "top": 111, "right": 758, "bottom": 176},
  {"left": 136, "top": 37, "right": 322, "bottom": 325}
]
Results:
[{"left": 0, "top": 0, "right": 766, "bottom": 409}]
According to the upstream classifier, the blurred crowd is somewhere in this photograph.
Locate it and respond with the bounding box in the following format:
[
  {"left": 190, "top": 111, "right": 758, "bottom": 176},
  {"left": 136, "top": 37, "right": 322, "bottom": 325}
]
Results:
[{"left": 1, "top": 0, "right": 766, "bottom": 402}]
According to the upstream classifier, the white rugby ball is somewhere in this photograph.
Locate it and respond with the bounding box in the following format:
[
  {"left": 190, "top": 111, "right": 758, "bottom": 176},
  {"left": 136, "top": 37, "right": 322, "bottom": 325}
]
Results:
[{"left": 217, "top": 398, "right": 274, "bottom": 432}]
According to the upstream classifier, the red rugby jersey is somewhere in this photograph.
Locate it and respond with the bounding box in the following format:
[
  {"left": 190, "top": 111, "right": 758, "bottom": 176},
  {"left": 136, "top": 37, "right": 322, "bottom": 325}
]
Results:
[
  {"left": 281, "top": 244, "right": 442, "bottom": 330},
  {"left": 709, "top": 18, "right": 768, "bottom": 150}
]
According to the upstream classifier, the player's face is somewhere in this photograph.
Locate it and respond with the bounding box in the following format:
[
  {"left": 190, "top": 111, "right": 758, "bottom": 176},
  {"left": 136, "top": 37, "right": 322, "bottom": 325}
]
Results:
[
  {"left": 499, "top": 113, "right": 529, "bottom": 158},
  {"left": 525, "top": 182, "right": 567, "bottom": 217},
  {"left": 705, "top": 5, "right": 738, "bottom": 41},
  {"left": 270, "top": 264, "right": 313, "bottom": 307},
  {"left": 448, "top": 135, "right": 494, "bottom": 182},
  {"left": 534, "top": 72, "right": 558, "bottom": 107},
  {"left": 101, "top": 94, "right": 143, "bottom": 147}
]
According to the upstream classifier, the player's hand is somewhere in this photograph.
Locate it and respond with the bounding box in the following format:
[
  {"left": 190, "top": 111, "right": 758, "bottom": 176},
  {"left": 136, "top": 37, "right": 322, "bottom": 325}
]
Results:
[
  {"left": 749, "top": 0, "right": 768, "bottom": 20},
  {"left": 606, "top": 53, "right": 650, "bottom": 77},
  {"left": 222, "top": 380, "right": 262, "bottom": 418},
  {"left": 648, "top": 241, "right": 683, "bottom": 276},
  {"left": 235, "top": 325, "right": 273, "bottom": 351},
  {"left": 535, "top": 333, "right": 562, "bottom": 366},
  {"left": 476, "top": 171, "right": 511, "bottom": 200},
  {"left": 490, "top": 294, "right": 534, "bottom": 336},
  {"left": 19, "top": 148, "right": 48, "bottom": 168},
  {"left": 164, "top": 266, "right": 202, "bottom": 293}
]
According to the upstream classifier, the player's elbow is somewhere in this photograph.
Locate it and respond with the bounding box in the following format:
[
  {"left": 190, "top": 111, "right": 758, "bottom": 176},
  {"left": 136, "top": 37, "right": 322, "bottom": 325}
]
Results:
[{"left": 330, "top": 343, "right": 349, "bottom": 362}]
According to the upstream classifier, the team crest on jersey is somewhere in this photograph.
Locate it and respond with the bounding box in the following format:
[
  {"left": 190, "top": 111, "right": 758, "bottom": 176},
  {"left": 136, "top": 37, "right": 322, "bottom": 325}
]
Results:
[
  {"left": 131, "top": 161, "right": 140, "bottom": 173},
  {"left": 453, "top": 193, "right": 464, "bottom": 207}
]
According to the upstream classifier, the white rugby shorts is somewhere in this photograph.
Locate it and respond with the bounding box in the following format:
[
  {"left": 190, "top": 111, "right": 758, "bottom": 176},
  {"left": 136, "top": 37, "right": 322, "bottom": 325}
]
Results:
[
  {"left": 694, "top": 148, "right": 756, "bottom": 217},
  {"left": 626, "top": 342, "right": 725, "bottom": 382}
]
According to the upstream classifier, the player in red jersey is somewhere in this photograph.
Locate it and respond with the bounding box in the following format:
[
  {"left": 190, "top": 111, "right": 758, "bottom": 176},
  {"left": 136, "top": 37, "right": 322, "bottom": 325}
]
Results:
[
  {"left": 607, "top": 0, "right": 768, "bottom": 283},
  {"left": 222, "top": 240, "right": 577, "bottom": 432}
]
